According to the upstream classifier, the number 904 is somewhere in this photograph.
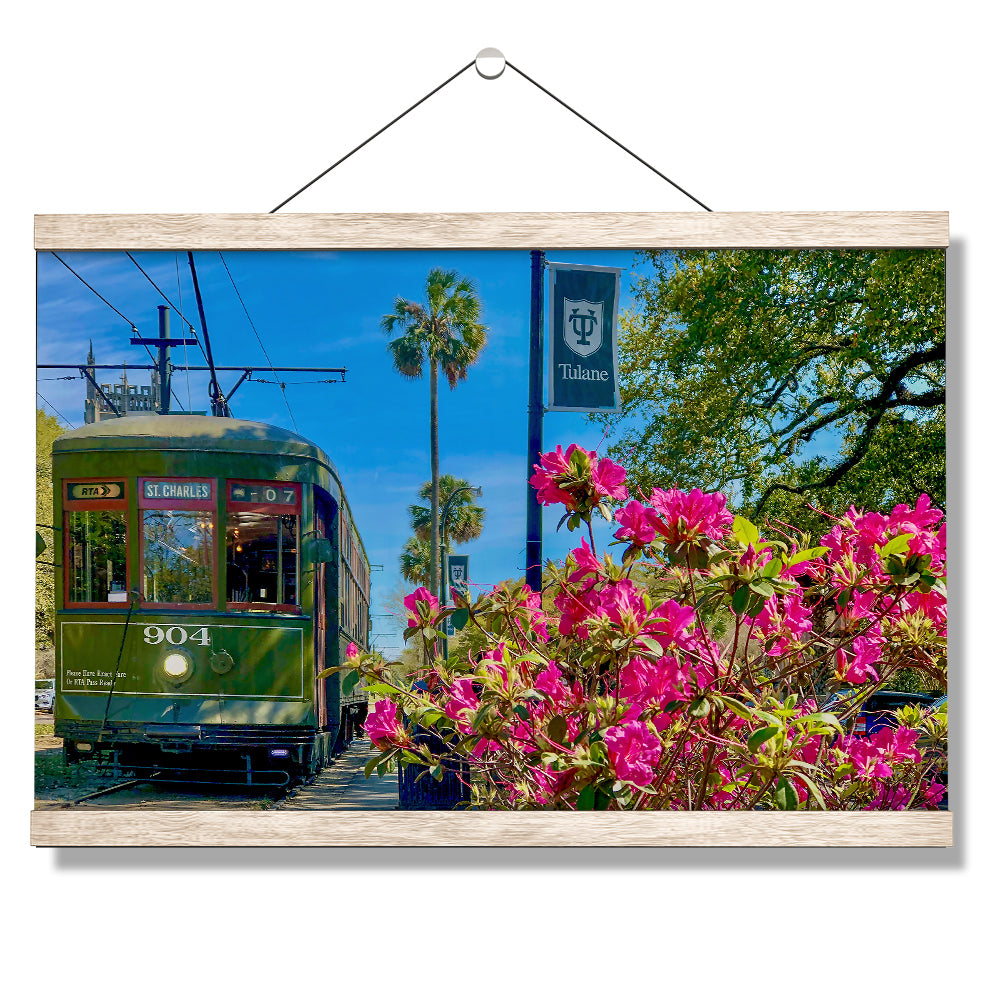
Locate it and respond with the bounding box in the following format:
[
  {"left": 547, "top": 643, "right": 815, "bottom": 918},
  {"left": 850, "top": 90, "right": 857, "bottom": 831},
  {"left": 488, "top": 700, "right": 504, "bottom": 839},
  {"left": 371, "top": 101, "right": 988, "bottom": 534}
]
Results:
[{"left": 143, "top": 625, "right": 211, "bottom": 646}]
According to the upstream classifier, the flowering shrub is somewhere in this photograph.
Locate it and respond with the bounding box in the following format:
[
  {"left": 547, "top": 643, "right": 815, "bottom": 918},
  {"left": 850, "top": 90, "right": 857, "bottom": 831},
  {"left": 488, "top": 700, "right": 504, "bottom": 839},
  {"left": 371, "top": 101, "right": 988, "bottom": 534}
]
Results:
[{"left": 337, "top": 445, "right": 947, "bottom": 811}]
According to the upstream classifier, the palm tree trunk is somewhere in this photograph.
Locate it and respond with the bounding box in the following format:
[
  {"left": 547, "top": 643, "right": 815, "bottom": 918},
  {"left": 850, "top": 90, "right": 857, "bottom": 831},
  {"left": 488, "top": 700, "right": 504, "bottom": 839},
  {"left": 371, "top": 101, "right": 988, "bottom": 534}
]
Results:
[{"left": 429, "top": 359, "right": 440, "bottom": 602}]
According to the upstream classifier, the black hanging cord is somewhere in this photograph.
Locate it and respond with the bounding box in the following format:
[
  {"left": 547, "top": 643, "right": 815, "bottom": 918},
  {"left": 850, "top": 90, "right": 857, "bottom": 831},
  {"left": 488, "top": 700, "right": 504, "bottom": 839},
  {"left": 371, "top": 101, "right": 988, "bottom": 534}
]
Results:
[
  {"left": 267, "top": 56, "right": 711, "bottom": 213},
  {"left": 269, "top": 60, "right": 476, "bottom": 213},
  {"left": 504, "top": 61, "right": 711, "bottom": 212}
]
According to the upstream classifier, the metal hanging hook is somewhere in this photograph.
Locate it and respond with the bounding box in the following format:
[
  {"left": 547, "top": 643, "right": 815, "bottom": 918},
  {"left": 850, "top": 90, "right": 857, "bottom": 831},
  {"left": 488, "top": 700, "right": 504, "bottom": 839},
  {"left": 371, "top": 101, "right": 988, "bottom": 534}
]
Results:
[{"left": 475, "top": 48, "right": 506, "bottom": 80}]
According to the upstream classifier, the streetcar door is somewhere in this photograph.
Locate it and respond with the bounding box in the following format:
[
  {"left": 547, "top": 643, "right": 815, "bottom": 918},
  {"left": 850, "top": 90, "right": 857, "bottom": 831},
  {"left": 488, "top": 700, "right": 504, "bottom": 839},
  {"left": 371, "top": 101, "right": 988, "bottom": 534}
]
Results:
[{"left": 313, "top": 488, "right": 339, "bottom": 731}]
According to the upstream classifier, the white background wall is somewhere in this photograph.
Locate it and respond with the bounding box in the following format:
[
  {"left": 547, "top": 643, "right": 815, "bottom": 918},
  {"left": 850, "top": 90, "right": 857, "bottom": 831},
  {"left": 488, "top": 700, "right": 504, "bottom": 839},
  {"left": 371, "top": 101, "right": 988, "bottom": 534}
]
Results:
[{"left": 5, "top": 2, "right": 993, "bottom": 996}]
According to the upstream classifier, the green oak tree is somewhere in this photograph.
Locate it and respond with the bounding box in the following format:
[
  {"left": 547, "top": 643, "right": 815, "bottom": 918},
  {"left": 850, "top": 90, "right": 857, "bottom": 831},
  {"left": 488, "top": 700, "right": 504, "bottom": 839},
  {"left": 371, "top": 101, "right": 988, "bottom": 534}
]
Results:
[
  {"left": 602, "top": 249, "right": 944, "bottom": 534},
  {"left": 36, "top": 409, "right": 65, "bottom": 649}
]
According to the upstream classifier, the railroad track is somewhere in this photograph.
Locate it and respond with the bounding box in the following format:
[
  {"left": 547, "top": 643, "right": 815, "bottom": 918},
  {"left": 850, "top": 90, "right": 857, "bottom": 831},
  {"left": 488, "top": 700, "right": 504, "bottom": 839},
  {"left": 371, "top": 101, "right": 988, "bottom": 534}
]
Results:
[{"left": 37, "top": 771, "right": 292, "bottom": 811}]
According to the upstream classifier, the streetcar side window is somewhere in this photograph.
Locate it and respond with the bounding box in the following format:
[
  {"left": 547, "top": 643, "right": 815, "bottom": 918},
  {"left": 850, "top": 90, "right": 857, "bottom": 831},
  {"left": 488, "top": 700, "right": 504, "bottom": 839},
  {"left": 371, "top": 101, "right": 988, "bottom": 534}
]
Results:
[
  {"left": 66, "top": 509, "right": 128, "bottom": 604},
  {"left": 225, "top": 481, "right": 301, "bottom": 610},
  {"left": 225, "top": 513, "right": 298, "bottom": 606},
  {"left": 142, "top": 511, "right": 214, "bottom": 604}
]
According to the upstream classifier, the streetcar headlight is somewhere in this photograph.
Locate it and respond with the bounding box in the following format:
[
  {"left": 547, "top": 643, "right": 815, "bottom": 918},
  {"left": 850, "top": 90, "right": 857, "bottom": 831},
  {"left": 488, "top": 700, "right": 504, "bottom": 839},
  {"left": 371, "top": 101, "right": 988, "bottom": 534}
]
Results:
[{"left": 161, "top": 649, "right": 193, "bottom": 684}]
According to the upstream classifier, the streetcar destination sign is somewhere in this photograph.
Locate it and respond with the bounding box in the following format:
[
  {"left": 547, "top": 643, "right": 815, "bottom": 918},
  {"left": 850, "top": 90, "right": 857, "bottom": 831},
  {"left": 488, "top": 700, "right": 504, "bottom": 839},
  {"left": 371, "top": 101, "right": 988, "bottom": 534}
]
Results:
[
  {"left": 67, "top": 481, "right": 125, "bottom": 500},
  {"left": 229, "top": 483, "right": 298, "bottom": 505},
  {"left": 143, "top": 480, "right": 212, "bottom": 500}
]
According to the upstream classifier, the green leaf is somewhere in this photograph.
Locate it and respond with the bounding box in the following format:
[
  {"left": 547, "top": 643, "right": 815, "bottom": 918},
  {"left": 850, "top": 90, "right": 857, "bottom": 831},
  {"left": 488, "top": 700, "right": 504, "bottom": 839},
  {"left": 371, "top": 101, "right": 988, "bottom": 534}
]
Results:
[
  {"left": 795, "top": 772, "right": 828, "bottom": 810},
  {"left": 316, "top": 664, "right": 349, "bottom": 681},
  {"left": 732, "top": 584, "right": 751, "bottom": 616},
  {"left": 747, "top": 725, "right": 780, "bottom": 753},
  {"left": 715, "top": 695, "right": 753, "bottom": 720},
  {"left": 773, "top": 776, "right": 799, "bottom": 810},
  {"left": 761, "top": 557, "right": 783, "bottom": 578},
  {"left": 636, "top": 634, "right": 664, "bottom": 659},
  {"left": 797, "top": 712, "right": 844, "bottom": 733},
  {"left": 880, "top": 533, "right": 914, "bottom": 557},
  {"left": 786, "top": 546, "right": 830, "bottom": 568},
  {"left": 688, "top": 697, "right": 711, "bottom": 719},
  {"left": 732, "top": 515, "right": 760, "bottom": 547},
  {"left": 749, "top": 579, "right": 775, "bottom": 598},
  {"left": 576, "top": 785, "right": 596, "bottom": 811},
  {"left": 341, "top": 669, "right": 359, "bottom": 695},
  {"left": 362, "top": 682, "right": 398, "bottom": 696},
  {"left": 547, "top": 714, "right": 568, "bottom": 746}
]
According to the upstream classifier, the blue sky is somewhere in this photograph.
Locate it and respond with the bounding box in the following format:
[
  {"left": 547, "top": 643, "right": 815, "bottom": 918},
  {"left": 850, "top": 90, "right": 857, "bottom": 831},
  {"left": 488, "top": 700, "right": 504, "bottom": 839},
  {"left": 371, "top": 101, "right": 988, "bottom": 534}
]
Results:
[{"left": 37, "top": 248, "right": 652, "bottom": 656}]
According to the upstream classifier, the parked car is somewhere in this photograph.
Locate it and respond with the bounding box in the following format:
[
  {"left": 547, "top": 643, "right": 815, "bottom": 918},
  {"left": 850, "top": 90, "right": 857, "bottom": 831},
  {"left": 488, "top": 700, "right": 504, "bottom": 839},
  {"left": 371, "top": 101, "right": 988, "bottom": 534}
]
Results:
[
  {"left": 822, "top": 689, "right": 938, "bottom": 738},
  {"left": 823, "top": 688, "right": 948, "bottom": 807},
  {"left": 35, "top": 679, "right": 54, "bottom": 711}
]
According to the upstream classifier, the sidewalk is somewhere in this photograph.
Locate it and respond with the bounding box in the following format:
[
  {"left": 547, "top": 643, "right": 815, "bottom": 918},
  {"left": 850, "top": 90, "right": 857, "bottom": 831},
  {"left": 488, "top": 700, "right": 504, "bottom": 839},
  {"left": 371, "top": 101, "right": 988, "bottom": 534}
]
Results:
[{"left": 279, "top": 739, "right": 398, "bottom": 810}]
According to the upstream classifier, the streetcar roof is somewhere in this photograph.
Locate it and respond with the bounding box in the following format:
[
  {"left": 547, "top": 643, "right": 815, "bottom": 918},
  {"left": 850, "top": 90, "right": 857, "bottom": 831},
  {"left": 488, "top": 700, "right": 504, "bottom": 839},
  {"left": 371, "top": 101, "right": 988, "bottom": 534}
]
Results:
[{"left": 53, "top": 415, "right": 339, "bottom": 475}]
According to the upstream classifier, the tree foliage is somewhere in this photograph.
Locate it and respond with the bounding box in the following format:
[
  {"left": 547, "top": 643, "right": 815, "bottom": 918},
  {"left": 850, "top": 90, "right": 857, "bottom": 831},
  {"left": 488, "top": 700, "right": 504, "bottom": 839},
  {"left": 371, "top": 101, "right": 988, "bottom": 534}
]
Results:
[
  {"left": 398, "top": 474, "right": 486, "bottom": 590},
  {"left": 408, "top": 474, "right": 486, "bottom": 547},
  {"left": 603, "top": 249, "right": 945, "bottom": 532},
  {"left": 36, "top": 409, "right": 65, "bottom": 649}
]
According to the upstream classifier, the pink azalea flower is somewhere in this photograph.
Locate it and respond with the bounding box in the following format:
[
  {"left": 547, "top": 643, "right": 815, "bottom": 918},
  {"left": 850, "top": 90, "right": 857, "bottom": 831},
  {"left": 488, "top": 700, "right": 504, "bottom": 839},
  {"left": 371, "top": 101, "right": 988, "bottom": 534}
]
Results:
[
  {"left": 887, "top": 494, "right": 943, "bottom": 535},
  {"left": 592, "top": 457, "right": 629, "bottom": 502},
  {"left": 596, "top": 579, "right": 648, "bottom": 632},
  {"left": 553, "top": 582, "right": 602, "bottom": 640},
  {"left": 614, "top": 500, "right": 658, "bottom": 546},
  {"left": 344, "top": 642, "right": 359, "bottom": 660},
  {"left": 835, "top": 633, "right": 883, "bottom": 685},
  {"left": 618, "top": 654, "right": 692, "bottom": 708},
  {"left": 404, "top": 586, "right": 440, "bottom": 627},
  {"left": 647, "top": 486, "right": 733, "bottom": 542},
  {"left": 899, "top": 589, "right": 948, "bottom": 636},
  {"left": 444, "top": 678, "right": 481, "bottom": 732},
  {"left": 567, "top": 539, "right": 604, "bottom": 582},
  {"left": 921, "top": 780, "right": 948, "bottom": 808},
  {"left": 535, "top": 661, "right": 571, "bottom": 703},
  {"left": 529, "top": 444, "right": 586, "bottom": 507},
  {"left": 645, "top": 599, "right": 697, "bottom": 649},
  {"left": 604, "top": 721, "right": 662, "bottom": 787},
  {"left": 363, "top": 699, "right": 409, "bottom": 749}
]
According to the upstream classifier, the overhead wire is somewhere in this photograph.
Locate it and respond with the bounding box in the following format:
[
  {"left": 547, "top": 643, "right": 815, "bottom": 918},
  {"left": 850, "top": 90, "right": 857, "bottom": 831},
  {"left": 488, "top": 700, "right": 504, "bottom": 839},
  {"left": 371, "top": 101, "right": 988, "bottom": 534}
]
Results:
[
  {"left": 124, "top": 251, "right": 208, "bottom": 362},
  {"left": 49, "top": 252, "right": 139, "bottom": 330},
  {"left": 36, "top": 391, "right": 76, "bottom": 428},
  {"left": 50, "top": 250, "right": 188, "bottom": 415},
  {"left": 217, "top": 251, "right": 297, "bottom": 431},
  {"left": 175, "top": 252, "right": 194, "bottom": 412}
]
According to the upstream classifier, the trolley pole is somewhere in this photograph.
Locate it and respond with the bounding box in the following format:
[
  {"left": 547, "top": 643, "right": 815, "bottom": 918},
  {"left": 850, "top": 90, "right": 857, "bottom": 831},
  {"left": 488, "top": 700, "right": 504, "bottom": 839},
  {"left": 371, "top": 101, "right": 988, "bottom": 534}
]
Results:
[
  {"left": 157, "top": 306, "right": 171, "bottom": 414},
  {"left": 129, "top": 307, "right": 198, "bottom": 415},
  {"left": 525, "top": 250, "right": 545, "bottom": 592}
]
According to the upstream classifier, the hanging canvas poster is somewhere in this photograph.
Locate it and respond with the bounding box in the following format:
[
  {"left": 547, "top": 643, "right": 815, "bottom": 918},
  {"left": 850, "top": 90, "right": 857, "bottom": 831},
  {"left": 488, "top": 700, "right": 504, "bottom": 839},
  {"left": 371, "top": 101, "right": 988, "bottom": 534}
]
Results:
[
  {"left": 548, "top": 262, "right": 621, "bottom": 412},
  {"left": 31, "top": 212, "right": 950, "bottom": 847}
]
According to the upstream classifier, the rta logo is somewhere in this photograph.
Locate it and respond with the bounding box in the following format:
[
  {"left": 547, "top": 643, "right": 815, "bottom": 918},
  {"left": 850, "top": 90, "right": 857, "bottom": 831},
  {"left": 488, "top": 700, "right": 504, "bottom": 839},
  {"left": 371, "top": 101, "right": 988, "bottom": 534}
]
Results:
[{"left": 563, "top": 298, "right": 603, "bottom": 358}]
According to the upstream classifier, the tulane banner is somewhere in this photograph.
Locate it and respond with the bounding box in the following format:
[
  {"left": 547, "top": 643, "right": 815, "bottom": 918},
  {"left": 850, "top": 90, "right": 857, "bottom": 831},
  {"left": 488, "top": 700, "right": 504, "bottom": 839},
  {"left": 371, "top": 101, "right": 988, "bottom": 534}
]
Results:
[
  {"left": 446, "top": 554, "right": 470, "bottom": 633},
  {"left": 548, "top": 262, "right": 622, "bottom": 412}
]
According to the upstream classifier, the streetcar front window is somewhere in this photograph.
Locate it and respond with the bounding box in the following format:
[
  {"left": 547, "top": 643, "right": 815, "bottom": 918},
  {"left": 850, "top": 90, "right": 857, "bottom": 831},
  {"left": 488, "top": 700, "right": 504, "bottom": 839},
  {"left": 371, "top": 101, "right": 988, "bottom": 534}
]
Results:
[
  {"left": 66, "top": 509, "right": 127, "bottom": 604},
  {"left": 226, "top": 513, "right": 298, "bottom": 607},
  {"left": 142, "top": 511, "right": 214, "bottom": 605}
]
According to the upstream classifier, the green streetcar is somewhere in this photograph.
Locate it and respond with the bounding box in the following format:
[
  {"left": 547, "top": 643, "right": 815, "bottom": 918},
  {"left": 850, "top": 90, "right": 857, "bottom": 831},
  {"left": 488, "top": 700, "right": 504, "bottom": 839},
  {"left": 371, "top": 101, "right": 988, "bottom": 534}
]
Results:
[{"left": 52, "top": 415, "right": 371, "bottom": 786}]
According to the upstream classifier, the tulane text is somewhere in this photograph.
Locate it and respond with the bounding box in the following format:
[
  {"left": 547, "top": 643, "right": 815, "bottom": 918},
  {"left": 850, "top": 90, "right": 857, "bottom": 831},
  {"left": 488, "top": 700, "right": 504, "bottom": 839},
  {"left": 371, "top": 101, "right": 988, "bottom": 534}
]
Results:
[{"left": 557, "top": 364, "right": 610, "bottom": 380}]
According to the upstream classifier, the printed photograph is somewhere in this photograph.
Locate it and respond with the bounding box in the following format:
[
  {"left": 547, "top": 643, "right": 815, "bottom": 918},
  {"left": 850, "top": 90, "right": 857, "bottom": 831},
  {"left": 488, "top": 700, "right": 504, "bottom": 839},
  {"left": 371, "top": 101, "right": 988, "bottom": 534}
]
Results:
[{"left": 34, "top": 246, "right": 947, "bottom": 812}]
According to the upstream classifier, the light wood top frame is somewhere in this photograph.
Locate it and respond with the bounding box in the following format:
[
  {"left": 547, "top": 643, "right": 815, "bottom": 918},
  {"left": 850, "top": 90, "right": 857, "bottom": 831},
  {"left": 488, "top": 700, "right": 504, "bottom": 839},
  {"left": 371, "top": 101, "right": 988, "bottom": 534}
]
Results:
[
  {"left": 32, "top": 211, "right": 951, "bottom": 847},
  {"left": 35, "top": 211, "right": 948, "bottom": 250}
]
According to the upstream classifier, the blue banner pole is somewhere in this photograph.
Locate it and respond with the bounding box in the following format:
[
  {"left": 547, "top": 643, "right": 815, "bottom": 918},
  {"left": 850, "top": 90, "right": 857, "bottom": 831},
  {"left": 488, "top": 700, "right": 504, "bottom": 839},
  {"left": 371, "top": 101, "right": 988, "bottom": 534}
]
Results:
[{"left": 526, "top": 250, "right": 545, "bottom": 592}]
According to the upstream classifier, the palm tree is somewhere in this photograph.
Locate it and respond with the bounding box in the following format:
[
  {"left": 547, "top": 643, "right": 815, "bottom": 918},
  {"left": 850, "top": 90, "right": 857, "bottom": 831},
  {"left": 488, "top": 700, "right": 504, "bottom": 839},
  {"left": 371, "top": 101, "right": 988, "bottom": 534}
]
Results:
[
  {"left": 409, "top": 474, "right": 486, "bottom": 548},
  {"left": 399, "top": 535, "right": 432, "bottom": 588},
  {"left": 382, "top": 269, "right": 488, "bottom": 598}
]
